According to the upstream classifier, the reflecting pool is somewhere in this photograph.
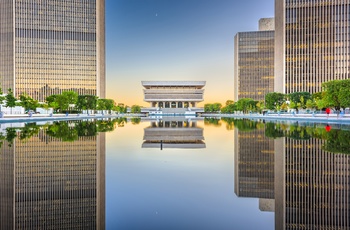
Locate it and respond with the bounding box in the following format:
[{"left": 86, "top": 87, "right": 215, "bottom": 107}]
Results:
[{"left": 0, "top": 117, "right": 349, "bottom": 229}]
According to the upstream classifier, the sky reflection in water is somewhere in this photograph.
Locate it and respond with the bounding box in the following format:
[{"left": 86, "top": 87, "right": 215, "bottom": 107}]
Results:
[{"left": 106, "top": 118, "right": 273, "bottom": 230}]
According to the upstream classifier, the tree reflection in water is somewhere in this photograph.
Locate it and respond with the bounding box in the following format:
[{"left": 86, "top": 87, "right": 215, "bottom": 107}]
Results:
[
  {"left": 0, "top": 118, "right": 127, "bottom": 146},
  {"left": 206, "top": 117, "right": 350, "bottom": 155}
]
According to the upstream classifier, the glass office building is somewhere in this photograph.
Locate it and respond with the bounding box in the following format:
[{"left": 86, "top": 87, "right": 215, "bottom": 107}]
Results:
[
  {"left": 234, "top": 18, "right": 275, "bottom": 101},
  {"left": 0, "top": 0, "right": 105, "bottom": 101},
  {"left": 275, "top": 0, "right": 350, "bottom": 94}
]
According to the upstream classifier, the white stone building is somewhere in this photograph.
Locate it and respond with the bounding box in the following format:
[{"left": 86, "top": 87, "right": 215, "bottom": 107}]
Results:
[{"left": 141, "top": 81, "right": 206, "bottom": 116}]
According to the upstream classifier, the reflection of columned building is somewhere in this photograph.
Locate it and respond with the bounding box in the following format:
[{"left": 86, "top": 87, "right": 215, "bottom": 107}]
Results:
[
  {"left": 234, "top": 128, "right": 275, "bottom": 211},
  {"left": 141, "top": 81, "right": 205, "bottom": 115},
  {"left": 234, "top": 18, "right": 275, "bottom": 101},
  {"left": 142, "top": 118, "right": 205, "bottom": 149},
  {"left": 275, "top": 137, "right": 350, "bottom": 229},
  {"left": 0, "top": 130, "right": 105, "bottom": 229}
]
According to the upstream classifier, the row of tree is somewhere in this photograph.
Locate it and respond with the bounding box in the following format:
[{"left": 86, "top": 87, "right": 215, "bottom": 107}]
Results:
[
  {"left": 0, "top": 88, "right": 142, "bottom": 113},
  {"left": 206, "top": 79, "right": 350, "bottom": 114},
  {"left": 264, "top": 79, "right": 350, "bottom": 112}
]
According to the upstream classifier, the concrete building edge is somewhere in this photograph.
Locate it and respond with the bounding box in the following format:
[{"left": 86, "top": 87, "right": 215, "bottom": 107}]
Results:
[{"left": 274, "top": 0, "right": 285, "bottom": 94}]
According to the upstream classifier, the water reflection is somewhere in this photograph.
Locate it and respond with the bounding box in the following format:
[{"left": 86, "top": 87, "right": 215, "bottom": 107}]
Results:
[
  {"left": 233, "top": 125, "right": 275, "bottom": 212},
  {"left": 0, "top": 119, "right": 119, "bottom": 230},
  {"left": 1, "top": 118, "right": 350, "bottom": 229},
  {"left": 142, "top": 117, "right": 205, "bottom": 149},
  {"left": 217, "top": 118, "right": 350, "bottom": 229}
]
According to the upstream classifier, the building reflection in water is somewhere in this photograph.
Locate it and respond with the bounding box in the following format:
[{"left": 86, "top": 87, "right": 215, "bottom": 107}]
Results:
[
  {"left": 275, "top": 137, "right": 350, "bottom": 229},
  {"left": 0, "top": 125, "right": 105, "bottom": 229},
  {"left": 142, "top": 117, "right": 205, "bottom": 149},
  {"left": 233, "top": 120, "right": 350, "bottom": 229},
  {"left": 234, "top": 127, "right": 275, "bottom": 212}
]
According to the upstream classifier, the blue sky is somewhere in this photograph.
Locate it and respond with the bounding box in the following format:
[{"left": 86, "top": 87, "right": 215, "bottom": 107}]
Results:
[{"left": 105, "top": 0, "right": 274, "bottom": 106}]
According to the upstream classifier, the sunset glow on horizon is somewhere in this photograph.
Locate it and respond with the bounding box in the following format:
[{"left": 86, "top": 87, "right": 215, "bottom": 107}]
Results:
[{"left": 105, "top": 0, "right": 274, "bottom": 106}]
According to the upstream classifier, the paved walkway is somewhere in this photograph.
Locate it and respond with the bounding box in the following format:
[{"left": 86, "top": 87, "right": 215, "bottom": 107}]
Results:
[{"left": 202, "top": 113, "right": 350, "bottom": 124}]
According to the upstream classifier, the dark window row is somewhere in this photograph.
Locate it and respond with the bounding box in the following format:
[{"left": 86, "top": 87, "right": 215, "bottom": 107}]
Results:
[{"left": 16, "top": 28, "right": 96, "bottom": 41}]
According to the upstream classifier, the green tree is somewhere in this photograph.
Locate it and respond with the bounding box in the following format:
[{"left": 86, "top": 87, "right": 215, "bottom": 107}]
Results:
[
  {"left": 0, "top": 87, "right": 5, "bottom": 105},
  {"left": 46, "top": 94, "right": 59, "bottom": 112},
  {"left": 212, "top": 103, "right": 222, "bottom": 112},
  {"left": 256, "top": 101, "right": 265, "bottom": 113},
  {"left": 204, "top": 104, "right": 212, "bottom": 112},
  {"left": 322, "top": 79, "right": 350, "bottom": 111},
  {"left": 46, "top": 94, "right": 58, "bottom": 104},
  {"left": 312, "top": 92, "right": 327, "bottom": 110},
  {"left": 57, "top": 91, "right": 78, "bottom": 111},
  {"left": 115, "top": 104, "right": 127, "bottom": 113},
  {"left": 130, "top": 105, "right": 141, "bottom": 113},
  {"left": 265, "top": 92, "right": 285, "bottom": 110},
  {"left": 280, "top": 102, "right": 289, "bottom": 111},
  {"left": 5, "top": 88, "right": 17, "bottom": 113},
  {"left": 204, "top": 103, "right": 222, "bottom": 112},
  {"left": 225, "top": 100, "right": 234, "bottom": 106},
  {"left": 306, "top": 99, "right": 316, "bottom": 110},
  {"left": 288, "top": 92, "right": 312, "bottom": 111},
  {"left": 56, "top": 94, "right": 69, "bottom": 111},
  {"left": 97, "top": 99, "right": 107, "bottom": 110},
  {"left": 236, "top": 98, "right": 257, "bottom": 113},
  {"left": 76, "top": 95, "right": 98, "bottom": 110},
  {"left": 338, "top": 87, "right": 350, "bottom": 110},
  {"left": 104, "top": 99, "right": 115, "bottom": 111},
  {"left": 97, "top": 99, "right": 115, "bottom": 111},
  {"left": 221, "top": 103, "right": 237, "bottom": 113},
  {"left": 63, "top": 91, "right": 78, "bottom": 105},
  {"left": 19, "top": 93, "right": 39, "bottom": 111}
]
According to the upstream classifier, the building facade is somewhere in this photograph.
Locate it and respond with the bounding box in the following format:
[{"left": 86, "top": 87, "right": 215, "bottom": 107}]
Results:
[
  {"left": 141, "top": 81, "right": 206, "bottom": 115},
  {"left": 0, "top": 0, "right": 105, "bottom": 101},
  {"left": 234, "top": 18, "right": 275, "bottom": 101},
  {"left": 275, "top": 0, "right": 350, "bottom": 94}
]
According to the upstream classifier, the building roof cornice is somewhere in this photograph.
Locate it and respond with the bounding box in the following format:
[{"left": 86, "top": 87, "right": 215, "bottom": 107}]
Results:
[{"left": 142, "top": 81, "right": 206, "bottom": 87}]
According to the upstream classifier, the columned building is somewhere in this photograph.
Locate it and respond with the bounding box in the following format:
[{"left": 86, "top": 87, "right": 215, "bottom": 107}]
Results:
[
  {"left": 275, "top": 0, "right": 350, "bottom": 94},
  {"left": 234, "top": 18, "right": 275, "bottom": 101},
  {"left": 0, "top": 0, "right": 105, "bottom": 101},
  {"left": 141, "top": 81, "right": 206, "bottom": 115}
]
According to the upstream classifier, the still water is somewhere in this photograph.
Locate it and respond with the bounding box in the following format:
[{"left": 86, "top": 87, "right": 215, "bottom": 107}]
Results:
[{"left": 0, "top": 117, "right": 349, "bottom": 229}]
